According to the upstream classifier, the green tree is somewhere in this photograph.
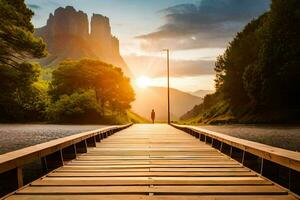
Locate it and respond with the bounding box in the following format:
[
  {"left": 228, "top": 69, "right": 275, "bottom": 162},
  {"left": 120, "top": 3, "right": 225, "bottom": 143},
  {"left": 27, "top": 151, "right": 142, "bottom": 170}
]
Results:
[
  {"left": 0, "top": 0, "right": 47, "bottom": 121},
  {"left": 49, "top": 59, "right": 135, "bottom": 121},
  {"left": 0, "top": 0, "right": 46, "bottom": 66},
  {"left": 215, "top": 14, "right": 266, "bottom": 108},
  {"left": 47, "top": 90, "right": 100, "bottom": 122},
  {"left": 255, "top": 0, "right": 300, "bottom": 109},
  {"left": 182, "top": 0, "right": 300, "bottom": 123}
]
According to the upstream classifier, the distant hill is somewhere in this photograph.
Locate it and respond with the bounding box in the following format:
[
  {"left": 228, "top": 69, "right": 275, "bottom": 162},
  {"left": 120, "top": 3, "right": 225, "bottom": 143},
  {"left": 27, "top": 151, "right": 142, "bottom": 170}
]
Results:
[
  {"left": 132, "top": 87, "right": 203, "bottom": 121},
  {"left": 35, "top": 6, "right": 131, "bottom": 76},
  {"left": 127, "top": 111, "right": 150, "bottom": 124},
  {"left": 191, "top": 89, "right": 214, "bottom": 98}
]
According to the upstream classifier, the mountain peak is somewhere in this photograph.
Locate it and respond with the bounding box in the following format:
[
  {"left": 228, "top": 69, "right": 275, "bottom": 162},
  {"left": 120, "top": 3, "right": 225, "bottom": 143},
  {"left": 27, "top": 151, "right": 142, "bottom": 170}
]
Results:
[
  {"left": 35, "top": 6, "right": 131, "bottom": 76},
  {"left": 65, "top": 6, "right": 76, "bottom": 11}
]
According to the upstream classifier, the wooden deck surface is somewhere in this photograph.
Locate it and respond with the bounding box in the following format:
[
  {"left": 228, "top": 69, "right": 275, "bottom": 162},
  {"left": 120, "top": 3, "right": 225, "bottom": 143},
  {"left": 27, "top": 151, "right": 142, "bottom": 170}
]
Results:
[{"left": 4, "top": 124, "right": 298, "bottom": 200}]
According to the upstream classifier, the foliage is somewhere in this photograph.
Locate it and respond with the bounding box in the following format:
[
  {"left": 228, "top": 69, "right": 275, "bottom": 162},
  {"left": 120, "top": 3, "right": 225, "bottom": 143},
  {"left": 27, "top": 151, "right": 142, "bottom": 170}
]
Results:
[
  {"left": 0, "top": 62, "right": 50, "bottom": 121},
  {"left": 0, "top": 0, "right": 47, "bottom": 67},
  {"left": 48, "top": 59, "right": 135, "bottom": 123},
  {"left": 214, "top": 14, "right": 267, "bottom": 109},
  {"left": 41, "top": 67, "right": 55, "bottom": 80},
  {"left": 0, "top": 1, "right": 136, "bottom": 124},
  {"left": 181, "top": 0, "right": 300, "bottom": 124},
  {"left": 246, "top": 0, "right": 300, "bottom": 109},
  {"left": 47, "top": 90, "right": 100, "bottom": 122},
  {"left": 0, "top": 0, "right": 47, "bottom": 121}
]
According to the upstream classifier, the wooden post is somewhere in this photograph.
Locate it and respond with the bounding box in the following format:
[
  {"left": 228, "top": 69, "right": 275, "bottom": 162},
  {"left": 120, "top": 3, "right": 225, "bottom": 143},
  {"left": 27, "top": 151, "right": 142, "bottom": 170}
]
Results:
[
  {"left": 260, "top": 158, "right": 264, "bottom": 174},
  {"left": 220, "top": 142, "right": 223, "bottom": 151},
  {"left": 17, "top": 167, "right": 23, "bottom": 188},
  {"left": 242, "top": 150, "right": 245, "bottom": 164},
  {"left": 41, "top": 157, "right": 48, "bottom": 172}
]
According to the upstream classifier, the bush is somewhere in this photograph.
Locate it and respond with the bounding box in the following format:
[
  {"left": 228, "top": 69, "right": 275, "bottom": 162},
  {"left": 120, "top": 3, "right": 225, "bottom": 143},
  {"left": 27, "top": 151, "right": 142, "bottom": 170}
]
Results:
[{"left": 47, "top": 90, "right": 100, "bottom": 122}]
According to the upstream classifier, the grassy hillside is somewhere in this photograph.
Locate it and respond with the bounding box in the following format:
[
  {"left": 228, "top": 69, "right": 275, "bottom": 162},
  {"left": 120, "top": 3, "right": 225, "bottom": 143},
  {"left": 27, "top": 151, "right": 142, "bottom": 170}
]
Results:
[
  {"left": 180, "top": 94, "right": 235, "bottom": 125},
  {"left": 127, "top": 110, "right": 150, "bottom": 123}
]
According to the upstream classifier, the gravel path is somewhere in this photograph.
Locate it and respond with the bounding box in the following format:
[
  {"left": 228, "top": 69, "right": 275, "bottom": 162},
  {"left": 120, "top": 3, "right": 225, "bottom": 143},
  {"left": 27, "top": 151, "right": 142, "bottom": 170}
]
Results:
[
  {"left": 0, "top": 124, "right": 107, "bottom": 154},
  {"left": 200, "top": 125, "right": 300, "bottom": 151}
]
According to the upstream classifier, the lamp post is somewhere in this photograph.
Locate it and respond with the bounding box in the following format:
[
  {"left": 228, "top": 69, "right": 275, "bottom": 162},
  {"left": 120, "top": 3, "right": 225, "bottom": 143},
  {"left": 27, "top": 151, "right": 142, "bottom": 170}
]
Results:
[{"left": 163, "top": 49, "right": 170, "bottom": 124}]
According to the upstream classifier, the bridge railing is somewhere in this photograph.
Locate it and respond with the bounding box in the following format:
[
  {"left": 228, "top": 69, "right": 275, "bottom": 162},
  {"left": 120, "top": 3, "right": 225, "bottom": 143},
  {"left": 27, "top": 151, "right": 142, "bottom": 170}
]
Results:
[
  {"left": 0, "top": 124, "right": 132, "bottom": 197},
  {"left": 172, "top": 123, "right": 300, "bottom": 196}
]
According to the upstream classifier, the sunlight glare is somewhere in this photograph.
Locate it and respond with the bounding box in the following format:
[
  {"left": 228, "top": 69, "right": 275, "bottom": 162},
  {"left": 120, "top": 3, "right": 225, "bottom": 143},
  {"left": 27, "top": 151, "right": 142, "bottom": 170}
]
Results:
[{"left": 136, "top": 76, "right": 151, "bottom": 88}]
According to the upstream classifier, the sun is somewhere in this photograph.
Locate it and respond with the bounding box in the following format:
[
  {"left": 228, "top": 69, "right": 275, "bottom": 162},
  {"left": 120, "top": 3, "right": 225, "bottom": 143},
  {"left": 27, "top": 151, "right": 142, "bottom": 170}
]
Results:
[{"left": 136, "top": 76, "right": 151, "bottom": 88}]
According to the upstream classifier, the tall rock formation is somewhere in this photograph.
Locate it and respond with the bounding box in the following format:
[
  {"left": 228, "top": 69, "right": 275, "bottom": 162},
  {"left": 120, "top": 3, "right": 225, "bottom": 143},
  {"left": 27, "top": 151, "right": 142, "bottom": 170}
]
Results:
[{"left": 35, "top": 6, "right": 130, "bottom": 76}]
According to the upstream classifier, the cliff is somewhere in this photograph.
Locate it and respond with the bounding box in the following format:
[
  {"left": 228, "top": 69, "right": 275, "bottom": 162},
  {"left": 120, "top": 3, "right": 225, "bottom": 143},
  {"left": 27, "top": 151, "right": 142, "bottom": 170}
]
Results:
[{"left": 35, "top": 6, "right": 130, "bottom": 75}]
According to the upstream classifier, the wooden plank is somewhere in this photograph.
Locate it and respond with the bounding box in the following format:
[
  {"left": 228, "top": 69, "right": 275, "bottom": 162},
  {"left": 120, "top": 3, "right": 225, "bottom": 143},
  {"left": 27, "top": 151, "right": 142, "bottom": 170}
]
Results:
[
  {"left": 17, "top": 185, "right": 286, "bottom": 195},
  {"left": 3, "top": 124, "right": 299, "bottom": 200},
  {"left": 17, "top": 186, "right": 150, "bottom": 194},
  {"left": 31, "top": 176, "right": 270, "bottom": 186},
  {"left": 56, "top": 168, "right": 150, "bottom": 172},
  {"left": 0, "top": 125, "right": 130, "bottom": 173},
  {"left": 5, "top": 195, "right": 149, "bottom": 200},
  {"left": 59, "top": 164, "right": 242, "bottom": 170},
  {"left": 5, "top": 195, "right": 298, "bottom": 200},
  {"left": 173, "top": 124, "right": 300, "bottom": 172},
  {"left": 151, "top": 185, "right": 287, "bottom": 194},
  {"left": 48, "top": 171, "right": 256, "bottom": 177},
  {"left": 149, "top": 167, "right": 249, "bottom": 172},
  {"left": 67, "top": 160, "right": 237, "bottom": 165},
  {"left": 76, "top": 156, "right": 226, "bottom": 160},
  {"left": 150, "top": 196, "right": 298, "bottom": 200}
]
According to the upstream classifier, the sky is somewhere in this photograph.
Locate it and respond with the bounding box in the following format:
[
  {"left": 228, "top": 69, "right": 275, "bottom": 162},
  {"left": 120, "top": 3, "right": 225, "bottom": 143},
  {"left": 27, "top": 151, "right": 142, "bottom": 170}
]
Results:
[{"left": 25, "top": 0, "right": 270, "bottom": 93}]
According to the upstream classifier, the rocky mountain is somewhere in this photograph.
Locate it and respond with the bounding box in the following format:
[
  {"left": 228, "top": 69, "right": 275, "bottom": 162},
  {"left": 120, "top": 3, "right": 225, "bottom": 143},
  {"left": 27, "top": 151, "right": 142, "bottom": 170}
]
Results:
[
  {"left": 35, "top": 6, "right": 130, "bottom": 75},
  {"left": 132, "top": 87, "right": 203, "bottom": 121}
]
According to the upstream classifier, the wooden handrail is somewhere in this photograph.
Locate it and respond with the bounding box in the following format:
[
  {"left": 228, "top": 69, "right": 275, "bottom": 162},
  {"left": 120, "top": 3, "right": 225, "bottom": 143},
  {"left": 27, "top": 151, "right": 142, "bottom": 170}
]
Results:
[
  {"left": 172, "top": 124, "right": 300, "bottom": 172},
  {"left": 0, "top": 124, "right": 131, "bottom": 174}
]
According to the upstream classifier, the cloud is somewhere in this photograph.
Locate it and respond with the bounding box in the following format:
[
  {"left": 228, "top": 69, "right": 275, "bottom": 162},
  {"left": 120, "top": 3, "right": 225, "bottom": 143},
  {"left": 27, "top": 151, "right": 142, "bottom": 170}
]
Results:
[
  {"left": 136, "top": 0, "right": 270, "bottom": 51},
  {"left": 28, "top": 4, "right": 41, "bottom": 10},
  {"left": 124, "top": 55, "right": 214, "bottom": 78}
]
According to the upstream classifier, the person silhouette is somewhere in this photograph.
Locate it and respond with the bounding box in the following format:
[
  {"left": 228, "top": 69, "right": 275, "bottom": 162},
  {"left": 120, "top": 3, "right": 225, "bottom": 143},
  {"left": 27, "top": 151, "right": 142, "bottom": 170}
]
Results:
[{"left": 151, "top": 109, "right": 155, "bottom": 124}]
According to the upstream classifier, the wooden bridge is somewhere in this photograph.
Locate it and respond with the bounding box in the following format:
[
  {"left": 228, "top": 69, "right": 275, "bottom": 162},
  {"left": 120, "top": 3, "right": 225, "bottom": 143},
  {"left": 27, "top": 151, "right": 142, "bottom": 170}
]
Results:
[{"left": 0, "top": 124, "right": 300, "bottom": 199}]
